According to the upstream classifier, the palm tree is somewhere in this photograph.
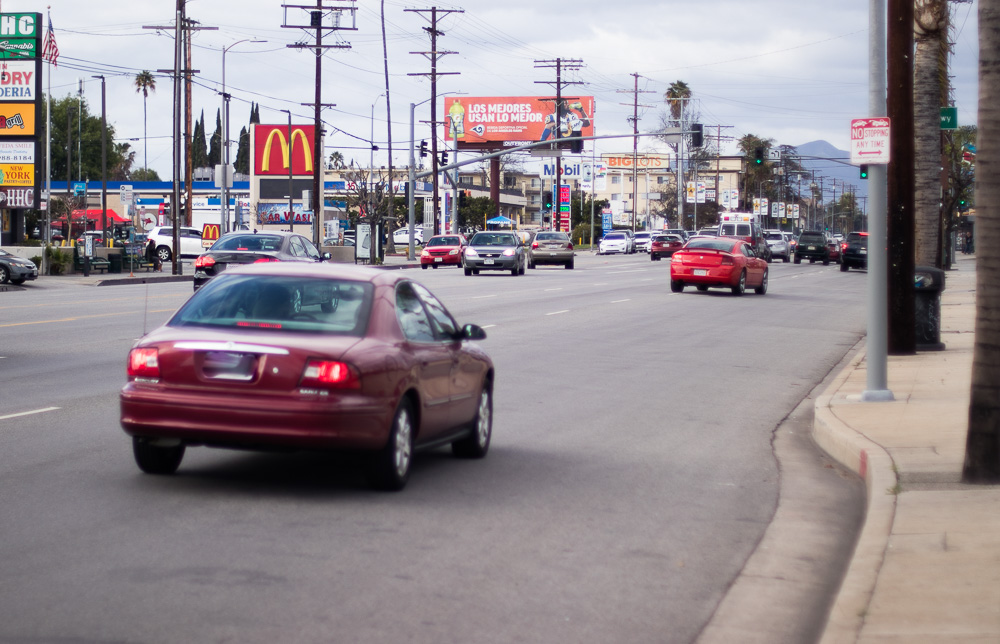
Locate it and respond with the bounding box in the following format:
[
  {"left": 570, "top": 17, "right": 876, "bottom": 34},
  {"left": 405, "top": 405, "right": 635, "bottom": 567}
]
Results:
[
  {"left": 963, "top": 1, "right": 1000, "bottom": 482},
  {"left": 913, "top": 0, "right": 949, "bottom": 267},
  {"left": 665, "top": 80, "right": 691, "bottom": 123},
  {"left": 134, "top": 71, "right": 156, "bottom": 173}
]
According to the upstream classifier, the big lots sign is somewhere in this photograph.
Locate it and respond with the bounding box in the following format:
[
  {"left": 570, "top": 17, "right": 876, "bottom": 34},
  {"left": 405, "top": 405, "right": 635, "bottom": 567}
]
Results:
[{"left": 252, "top": 124, "right": 316, "bottom": 176}]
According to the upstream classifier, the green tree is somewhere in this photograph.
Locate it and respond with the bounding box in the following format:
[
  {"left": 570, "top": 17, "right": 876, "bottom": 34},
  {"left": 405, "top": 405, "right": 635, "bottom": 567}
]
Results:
[
  {"left": 665, "top": 80, "right": 691, "bottom": 122},
  {"left": 963, "top": 4, "right": 1000, "bottom": 482},
  {"left": 208, "top": 108, "right": 221, "bottom": 167},
  {"left": 131, "top": 167, "right": 161, "bottom": 181},
  {"left": 737, "top": 133, "right": 777, "bottom": 211},
  {"left": 133, "top": 70, "right": 156, "bottom": 173},
  {"left": 37, "top": 94, "right": 127, "bottom": 184},
  {"left": 192, "top": 110, "right": 208, "bottom": 169},
  {"left": 943, "top": 125, "right": 977, "bottom": 265},
  {"left": 235, "top": 126, "right": 249, "bottom": 174}
]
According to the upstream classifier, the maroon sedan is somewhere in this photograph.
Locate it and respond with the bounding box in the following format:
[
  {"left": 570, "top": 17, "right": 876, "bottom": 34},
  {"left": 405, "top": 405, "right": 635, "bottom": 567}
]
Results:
[
  {"left": 420, "top": 233, "right": 467, "bottom": 269},
  {"left": 650, "top": 233, "right": 684, "bottom": 261},
  {"left": 120, "top": 262, "right": 494, "bottom": 491},
  {"left": 669, "top": 237, "right": 769, "bottom": 296}
]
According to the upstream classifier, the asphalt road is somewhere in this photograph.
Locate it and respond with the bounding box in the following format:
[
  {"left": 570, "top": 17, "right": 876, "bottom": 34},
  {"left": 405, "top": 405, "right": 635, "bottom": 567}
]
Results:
[{"left": 0, "top": 253, "right": 867, "bottom": 643}]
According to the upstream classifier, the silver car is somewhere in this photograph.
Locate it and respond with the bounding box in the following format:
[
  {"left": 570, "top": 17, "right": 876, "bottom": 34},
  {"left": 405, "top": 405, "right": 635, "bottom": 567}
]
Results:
[
  {"left": 464, "top": 231, "right": 526, "bottom": 276},
  {"left": 765, "top": 230, "right": 792, "bottom": 263},
  {"left": 527, "top": 230, "right": 575, "bottom": 269}
]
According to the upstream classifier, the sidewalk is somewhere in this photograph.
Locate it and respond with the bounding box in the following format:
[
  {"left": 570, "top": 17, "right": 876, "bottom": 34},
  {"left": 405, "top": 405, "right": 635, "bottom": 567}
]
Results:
[
  {"left": 814, "top": 254, "right": 1000, "bottom": 643},
  {"left": 12, "top": 252, "right": 420, "bottom": 288}
]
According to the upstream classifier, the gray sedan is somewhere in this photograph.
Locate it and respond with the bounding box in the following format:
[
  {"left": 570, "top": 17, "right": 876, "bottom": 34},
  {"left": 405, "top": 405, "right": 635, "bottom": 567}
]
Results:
[
  {"left": 0, "top": 249, "right": 39, "bottom": 285},
  {"left": 463, "top": 231, "right": 526, "bottom": 276}
]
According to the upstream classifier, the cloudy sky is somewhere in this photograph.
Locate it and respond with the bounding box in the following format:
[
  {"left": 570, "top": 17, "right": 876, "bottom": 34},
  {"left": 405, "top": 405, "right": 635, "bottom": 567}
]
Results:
[{"left": 15, "top": 0, "right": 981, "bottom": 179}]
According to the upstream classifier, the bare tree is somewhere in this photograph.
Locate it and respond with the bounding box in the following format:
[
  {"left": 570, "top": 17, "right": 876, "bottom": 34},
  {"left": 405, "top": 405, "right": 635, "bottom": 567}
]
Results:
[
  {"left": 963, "top": 1, "right": 1000, "bottom": 482},
  {"left": 344, "top": 162, "right": 391, "bottom": 263}
]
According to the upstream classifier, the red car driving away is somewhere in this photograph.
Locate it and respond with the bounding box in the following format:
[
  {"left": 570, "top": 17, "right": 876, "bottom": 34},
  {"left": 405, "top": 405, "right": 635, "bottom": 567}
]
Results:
[
  {"left": 120, "top": 262, "right": 494, "bottom": 491},
  {"left": 670, "top": 236, "right": 769, "bottom": 296},
  {"left": 420, "top": 233, "right": 467, "bottom": 269},
  {"left": 650, "top": 233, "right": 685, "bottom": 261}
]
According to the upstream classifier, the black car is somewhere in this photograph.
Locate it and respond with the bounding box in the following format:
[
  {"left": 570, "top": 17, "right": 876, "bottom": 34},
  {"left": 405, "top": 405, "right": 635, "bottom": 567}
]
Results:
[
  {"left": 0, "top": 248, "right": 38, "bottom": 285},
  {"left": 841, "top": 232, "right": 868, "bottom": 271},
  {"left": 192, "top": 231, "right": 331, "bottom": 290},
  {"left": 794, "top": 231, "right": 831, "bottom": 265}
]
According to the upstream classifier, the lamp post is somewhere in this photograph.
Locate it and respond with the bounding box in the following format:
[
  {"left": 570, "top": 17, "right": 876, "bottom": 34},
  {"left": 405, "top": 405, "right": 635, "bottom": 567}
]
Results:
[
  {"left": 92, "top": 75, "right": 107, "bottom": 245},
  {"left": 221, "top": 39, "right": 265, "bottom": 232},
  {"left": 369, "top": 94, "right": 384, "bottom": 259},
  {"left": 281, "top": 109, "right": 294, "bottom": 232}
]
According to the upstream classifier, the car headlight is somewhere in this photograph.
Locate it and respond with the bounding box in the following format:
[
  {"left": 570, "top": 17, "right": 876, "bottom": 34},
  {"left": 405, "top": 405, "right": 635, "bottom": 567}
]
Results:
[
  {"left": 465, "top": 248, "right": 478, "bottom": 257},
  {"left": 448, "top": 249, "right": 458, "bottom": 256},
  {"left": 421, "top": 249, "right": 430, "bottom": 257},
  {"left": 502, "top": 249, "right": 515, "bottom": 257}
]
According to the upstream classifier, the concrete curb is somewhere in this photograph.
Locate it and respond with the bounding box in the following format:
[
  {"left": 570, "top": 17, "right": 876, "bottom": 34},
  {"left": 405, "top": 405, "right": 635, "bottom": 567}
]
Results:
[{"left": 813, "top": 348, "right": 898, "bottom": 644}]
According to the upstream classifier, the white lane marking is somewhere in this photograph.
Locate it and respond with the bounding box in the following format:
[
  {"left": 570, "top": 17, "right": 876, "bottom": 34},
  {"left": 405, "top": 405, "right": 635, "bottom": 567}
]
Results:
[
  {"left": 482, "top": 324, "right": 497, "bottom": 329},
  {"left": 611, "top": 299, "right": 630, "bottom": 303},
  {"left": 593, "top": 283, "right": 609, "bottom": 286},
  {"left": 544, "top": 288, "right": 563, "bottom": 292},
  {"left": 472, "top": 294, "right": 497, "bottom": 299},
  {"left": 546, "top": 310, "right": 569, "bottom": 316},
  {"left": 0, "top": 407, "right": 61, "bottom": 421}
]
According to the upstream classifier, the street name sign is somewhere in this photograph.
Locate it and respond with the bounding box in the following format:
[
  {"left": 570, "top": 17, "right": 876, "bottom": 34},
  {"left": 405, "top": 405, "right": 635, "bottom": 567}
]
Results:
[{"left": 850, "top": 118, "right": 891, "bottom": 165}]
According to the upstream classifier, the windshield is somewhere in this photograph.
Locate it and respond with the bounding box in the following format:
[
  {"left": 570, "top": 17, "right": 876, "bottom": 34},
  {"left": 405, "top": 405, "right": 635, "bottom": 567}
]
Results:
[
  {"left": 535, "top": 232, "right": 568, "bottom": 242},
  {"left": 603, "top": 233, "right": 625, "bottom": 240},
  {"left": 655, "top": 235, "right": 681, "bottom": 243},
  {"left": 799, "top": 233, "right": 825, "bottom": 243},
  {"left": 470, "top": 233, "right": 517, "bottom": 247},
  {"left": 766, "top": 232, "right": 785, "bottom": 241},
  {"left": 212, "top": 234, "right": 284, "bottom": 252},
  {"left": 685, "top": 238, "right": 736, "bottom": 252},
  {"left": 169, "top": 274, "right": 373, "bottom": 336},
  {"left": 427, "top": 236, "right": 461, "bottom": 247}
]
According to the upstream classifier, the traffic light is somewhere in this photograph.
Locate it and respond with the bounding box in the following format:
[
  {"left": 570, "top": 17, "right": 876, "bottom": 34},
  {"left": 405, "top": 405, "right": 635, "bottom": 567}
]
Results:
[
  {"left": 459, "top": 191, "right": 469, "bottom": 209},
  {"left": 440, "top": 152, "right": 448, "bottom": 166},
  {"left": 753, "top": 148, "right": 764, "bottom": 165},
  {"left": 859, "top": 164, "right": 869, "bottom": 180},
  {"left": 959, "top": 198, "right": 968, "bottom": 211},
  {"left": 544, "top": 197, "right": 553, "bottom": 210},
  {"left": 691, "top": 123, "right": 704, "bottom": 148},
  {"left": 419, "top": 140, "right": 428, "bottom": 158}
]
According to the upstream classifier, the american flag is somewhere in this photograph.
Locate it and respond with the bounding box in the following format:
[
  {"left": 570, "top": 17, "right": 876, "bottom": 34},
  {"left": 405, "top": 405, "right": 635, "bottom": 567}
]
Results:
[{"left": 42, "top": 14, "right": 59, "bottom": 66}]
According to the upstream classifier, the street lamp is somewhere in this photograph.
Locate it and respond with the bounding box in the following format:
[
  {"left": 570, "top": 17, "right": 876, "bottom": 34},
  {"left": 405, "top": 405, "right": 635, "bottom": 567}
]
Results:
[
  {"left": 370, "top": 94, "right": 385, "bottom": 257},
  {"left": 281, "top": 109, "right": 294, "bottom": 232},
  {"left": 221, "top": 39, "right": 266, "bottom": 232}
]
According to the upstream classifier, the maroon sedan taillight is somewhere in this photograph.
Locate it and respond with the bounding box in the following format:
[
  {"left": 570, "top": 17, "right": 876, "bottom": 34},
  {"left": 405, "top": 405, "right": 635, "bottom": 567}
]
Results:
[
  {"left": 300, "top": 359, "right": 361, "bottom": 389},
  {"left": 194, "top": 256, "right": 215, "bottom": 269},
  {"left": 128, "top": 347, "right": 160, "bottom": 378},
  {"left": 254, "top": 256, "right": 280, "bottom": 264}
]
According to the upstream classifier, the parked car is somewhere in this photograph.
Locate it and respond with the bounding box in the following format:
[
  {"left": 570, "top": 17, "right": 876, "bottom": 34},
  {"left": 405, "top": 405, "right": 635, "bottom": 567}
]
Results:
[
  {"left": 633, "top": 231, "right": 654, "bottom": 253},
  {"left": 765, "top": 230, "right": 792, "bottom": 263},
  {"left": 120, "top": 262, "right": 494, "bottom": 491},
  {"left": 670, "top": 236, "right": 769, "bottom": 296},
  {"left": 393, "top": 226, "right": 424, "bottom": 246},
  {"left": 527, "top": 230, "right": 575, "bottom": 269},
  {"left": 718, "top": 220, "right": 772, "bottom": 262},
  {"left": 147, "top": 225, "right": 204, "bottom": 262},
  {"left": 192, "top": 231, "right": 330, "bottom": 291},
  {"left": 0, "top": 248, "right": 38, "bottom": 285},
  {"left": 463, "top": 231, "right": 526, "bottom": 276},
  {"left": 841, "top": 232, "right": 868, "bottom": 271},
  {"left": 623, "top": 228, "right": 637, "bottom": 253},
  {"left": 650, "top": 233, "right": 684, "bottom": 261},
  {"left": 794, "top": 231, "right": 832, "bottom": 265},
  {"left": 420, "top": 233, "right": 467, "bottom": 269},
  {"left": 598, "top": 231, "right": 630, "bottom": 255}
]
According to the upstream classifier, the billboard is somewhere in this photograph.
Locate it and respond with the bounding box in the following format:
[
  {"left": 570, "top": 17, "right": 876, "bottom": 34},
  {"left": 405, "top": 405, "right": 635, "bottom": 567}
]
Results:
[
  {"left": 602, "top": 154, "right": 670, "bottom": 169},
  {"left": 0, "top": 102, "right": 34, "bottom": 135},
  {"left": 252, "top": 124, "right": 315, "bottom": 176},
  {"left": 0, "top": 140, "right": 32, "bottom": 162},
  {"left": 0, "top": 162, "right": 32, "bottom": 186},
  {"left": 443, "top": 96, "right": 594, "bottom": 149},
  {"left": 0, "top": 61, "right": 35, "bottom": 99}
]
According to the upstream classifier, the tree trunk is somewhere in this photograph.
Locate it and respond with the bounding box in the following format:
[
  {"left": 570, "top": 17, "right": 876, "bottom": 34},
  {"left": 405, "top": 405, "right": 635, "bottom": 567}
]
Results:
[
  {"left": 913, "top": 30, "right": 942, "bottom": 267},
  {"left": 963, "top": 0, "right": 1000, "bottom": 483}
]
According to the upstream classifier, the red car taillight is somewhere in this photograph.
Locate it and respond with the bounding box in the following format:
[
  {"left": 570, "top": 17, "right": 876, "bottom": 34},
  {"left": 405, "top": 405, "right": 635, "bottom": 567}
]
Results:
[
  {"left": 567, "top": 242, "right": 574, "bottom": 250},
  {"left": 720, "top": 255, "right": 735, "bottom": 266},
  {"left": 194, "top": 255, "right": 215, "bottom": 268},
  {"left": 300, "top": 359, "right": 361, "bottom": 389},
  {"left": 841, "top": 243, "right": 848, "bottom": 251},
  {"left": 128, "top": 347, "right": 160, "bottom": 378},
  {"left": 531, "top": 242, "right": 539, "bottom": 249},
  {"left": 254, "top": 256, "right": 280, "bottom": 264}
]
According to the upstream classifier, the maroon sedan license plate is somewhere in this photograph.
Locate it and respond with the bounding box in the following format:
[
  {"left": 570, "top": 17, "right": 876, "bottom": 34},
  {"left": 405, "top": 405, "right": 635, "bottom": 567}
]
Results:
[{"left": 201, "top": 351, "right": 258, "bottom": 381}]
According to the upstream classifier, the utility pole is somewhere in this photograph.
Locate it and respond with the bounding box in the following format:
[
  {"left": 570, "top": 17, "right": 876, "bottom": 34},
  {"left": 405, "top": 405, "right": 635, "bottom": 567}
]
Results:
[
  {"left": 887, "top": 0, "right": 916, "bottom": 354},
  {"left": 707, "top": 124, "right": 734, "bottom": 220},
  {"left": 285, "top": 1, "right": 356, "bottom": 246},
  {"left": 617, "top": 73, "right": 654, "bottom": 232},
  {"left": 535, "top": 57, "right": 583, "bottom": 232},
  {"left": 407, "top": 6, "right": 462, "bottom": 235}
]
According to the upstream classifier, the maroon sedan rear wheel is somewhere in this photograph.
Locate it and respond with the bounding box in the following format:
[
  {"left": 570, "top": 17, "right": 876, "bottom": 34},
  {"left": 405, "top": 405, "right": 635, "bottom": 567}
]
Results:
[
  {"left": 368, "top": 399, "right": 414, "bottom": 491},
  {"left": 132, "top": 437, "right": 185, "bottom": 475}
]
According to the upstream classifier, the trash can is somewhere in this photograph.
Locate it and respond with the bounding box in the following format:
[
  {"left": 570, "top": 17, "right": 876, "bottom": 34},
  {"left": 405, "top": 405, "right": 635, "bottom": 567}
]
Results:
[
  {"left": 914, "top": 265, "right": 946, "bottom": 351},
  {"left": 108, "top": 252, "right": 123, "bottom": 274}
]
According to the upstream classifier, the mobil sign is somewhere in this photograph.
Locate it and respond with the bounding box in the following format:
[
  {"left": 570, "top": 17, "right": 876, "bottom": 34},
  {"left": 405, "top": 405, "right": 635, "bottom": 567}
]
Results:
[
  {"left": 251, "top": 124, "right": 316, "bottom": 176},
  {"left": 542, "top": 162, "right": 586, "bottom": 178}
]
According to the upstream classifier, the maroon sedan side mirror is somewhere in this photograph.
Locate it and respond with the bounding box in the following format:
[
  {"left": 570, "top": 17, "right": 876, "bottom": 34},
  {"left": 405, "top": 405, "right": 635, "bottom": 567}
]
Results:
[{"left": 462, "top": 324, "right": 487, "bottom": 341}]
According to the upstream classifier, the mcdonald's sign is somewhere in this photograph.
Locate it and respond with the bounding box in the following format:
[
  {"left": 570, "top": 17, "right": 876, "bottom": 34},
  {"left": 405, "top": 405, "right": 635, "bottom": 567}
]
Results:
[{"left": 252, "top": 124, "right": 315, "bottom": 176}]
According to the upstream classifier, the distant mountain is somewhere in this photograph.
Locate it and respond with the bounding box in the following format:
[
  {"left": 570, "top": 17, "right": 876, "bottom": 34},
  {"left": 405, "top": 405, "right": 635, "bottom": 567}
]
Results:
[{"left": 792, "top": 140, "right": 868, "bottom": 202}]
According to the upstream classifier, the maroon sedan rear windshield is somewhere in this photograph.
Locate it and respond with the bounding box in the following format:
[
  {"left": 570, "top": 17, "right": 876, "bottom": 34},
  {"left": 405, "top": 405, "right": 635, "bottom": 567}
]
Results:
[
  {"left": 212, "top": 234, "right": 284, "bottom": 252},
  {"left": 169, "top": 274, "right": 374, "bottom": 336}
]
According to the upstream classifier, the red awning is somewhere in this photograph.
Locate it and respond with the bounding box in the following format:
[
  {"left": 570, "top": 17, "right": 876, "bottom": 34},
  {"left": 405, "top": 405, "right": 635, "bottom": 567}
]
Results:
[{"left": 52, "top": 209, "right": 128, "bottom": 227}]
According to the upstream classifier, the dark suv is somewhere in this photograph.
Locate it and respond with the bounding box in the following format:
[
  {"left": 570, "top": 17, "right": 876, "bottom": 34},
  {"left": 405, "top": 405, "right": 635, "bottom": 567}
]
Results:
[
  {"left": 841, "top": 232, "right": 868, "bottom": 271},
  {"left": 795, "top": 231, "right": 831, "bottom": 265}
]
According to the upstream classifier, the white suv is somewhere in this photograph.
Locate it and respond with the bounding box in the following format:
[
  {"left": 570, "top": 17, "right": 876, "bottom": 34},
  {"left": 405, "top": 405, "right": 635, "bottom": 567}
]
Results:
[{"left": 147, "top": 226, "right": 204, "bottom": 262}]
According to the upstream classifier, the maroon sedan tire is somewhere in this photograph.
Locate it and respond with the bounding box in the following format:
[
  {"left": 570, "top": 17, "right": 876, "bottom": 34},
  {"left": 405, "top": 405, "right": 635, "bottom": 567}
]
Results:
[
  {"left": 453, "top": 386, "right": 492, "bottom": 458},
  {"left": 368, "top": 399, "right": 414, "bottom": 491},
  {"left": 132, "top": 437, "right": 185, "bottom": 475}
]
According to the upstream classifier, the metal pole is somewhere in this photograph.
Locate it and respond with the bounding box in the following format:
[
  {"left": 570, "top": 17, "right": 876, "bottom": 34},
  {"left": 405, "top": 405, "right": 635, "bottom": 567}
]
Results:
[
  {"left": 221, "top": 45, "right": 228, "bottom": 233},
  {"left": 408, "top": 102, "right": 416, "bottom": 260},
  {"left": 452, "top": 131, "right": 459, "bottom": 233},
  {"left": 97, "top": 76, "right": 107, "bottom": 245},
  {"left": 286, "top": 109, "right": 294, "bottom": 232},
  {"left": 172, "top": 4, "right": 182, "bottom": 275},
  {"left": 862, "top": 0, "right": 893, "bottom": 401}
]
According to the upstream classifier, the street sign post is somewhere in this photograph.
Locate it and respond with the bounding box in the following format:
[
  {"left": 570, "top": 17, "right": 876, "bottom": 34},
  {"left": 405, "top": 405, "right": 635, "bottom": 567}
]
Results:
[{"left": 850, "top": 117, "right": 891, "bottom": 165}]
